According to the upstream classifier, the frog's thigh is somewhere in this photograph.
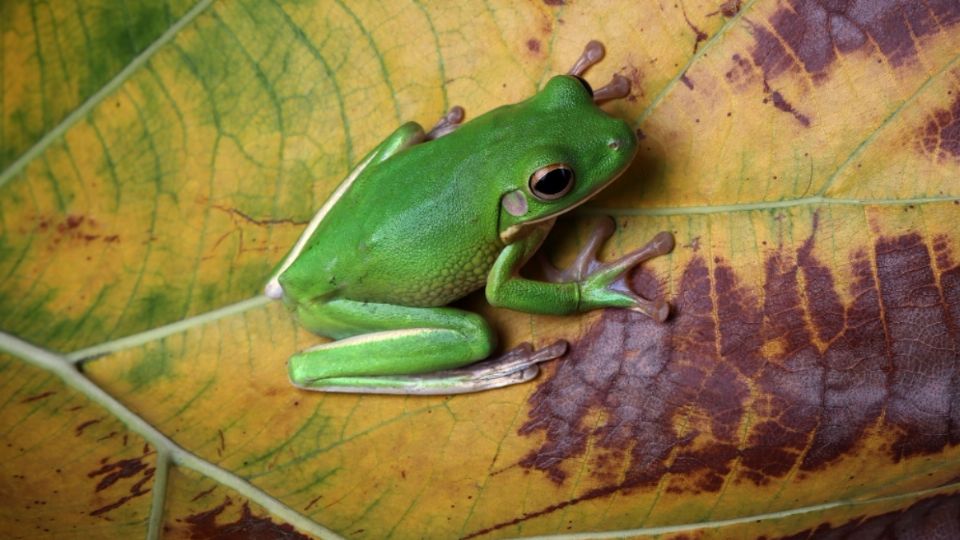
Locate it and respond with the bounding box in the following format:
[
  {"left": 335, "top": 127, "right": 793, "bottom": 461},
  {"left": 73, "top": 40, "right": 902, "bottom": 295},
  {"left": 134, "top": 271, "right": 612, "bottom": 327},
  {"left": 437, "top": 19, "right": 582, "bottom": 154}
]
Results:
[{"left": 289, "top": 299, "right": 495, "bottom": 384}]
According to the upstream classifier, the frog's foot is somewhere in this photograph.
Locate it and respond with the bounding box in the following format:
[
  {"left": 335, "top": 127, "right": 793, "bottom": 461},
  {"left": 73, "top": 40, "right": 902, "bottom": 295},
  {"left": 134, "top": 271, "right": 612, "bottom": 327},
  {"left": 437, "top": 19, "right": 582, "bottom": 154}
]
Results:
[
  {"left": 299, "top": 340, "right": 568, "bottom": 395},
  {"left": 541, "top": 217, "right": 675, "bottom": 322},
  {"left": 427, "top": 105, "right": 465, "bottom": 139}
]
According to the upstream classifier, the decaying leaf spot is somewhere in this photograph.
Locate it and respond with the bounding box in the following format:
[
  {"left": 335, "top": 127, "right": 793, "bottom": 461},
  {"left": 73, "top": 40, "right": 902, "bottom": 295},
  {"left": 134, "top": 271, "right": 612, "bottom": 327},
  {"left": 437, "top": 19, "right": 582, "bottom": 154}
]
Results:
[
  {"left": 169, "top": 497, "right": 309, "bottom": 539},
  {"left": 777, "top": 492, "right": 960, "bottom": 539},
  {"left": 725, "top": 53, "right": 756, "bottom": 90},
  {"left": 20, "top": 391, "right": 56, "bottom": 403},
  {"left": 515, "top": 225, "right": 960, "bottom": 505},
  {"left": 25, "top": 214, "right": 122, "bottom": 249},
  {"left": 681, "top": 6, "right": 708, "bottom": 54},
  {"left": 768, "top": 88, "right": 811, "bottom": 127},
  {"left": 86, "top": 447, "right": 155, "bottom": 517},
  {"left": 750, "top": 0, "right": 960, "bottom": 82},
  {"left": 76, "top": 418, "right": 103, "bottom": 436},
  {"left": 917, "top": 87, "right": 960, "bottom": 161},
  {"left": 719, "top": 0, "right": 742, "bottom": 18}
]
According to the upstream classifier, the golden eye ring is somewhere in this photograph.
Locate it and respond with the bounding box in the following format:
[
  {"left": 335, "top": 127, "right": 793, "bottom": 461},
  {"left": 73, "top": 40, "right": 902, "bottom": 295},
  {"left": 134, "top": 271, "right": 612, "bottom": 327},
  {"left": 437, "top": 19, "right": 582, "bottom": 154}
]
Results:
[{"left": 529, "top": 164, "right": 575, "bottom": 201}]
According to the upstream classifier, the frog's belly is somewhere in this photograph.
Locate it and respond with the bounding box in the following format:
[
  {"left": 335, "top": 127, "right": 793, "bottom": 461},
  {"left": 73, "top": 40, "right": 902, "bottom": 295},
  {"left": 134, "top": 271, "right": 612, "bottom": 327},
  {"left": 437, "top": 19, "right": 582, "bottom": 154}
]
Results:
[{"left": 350, "top": 242, "right": 500, "bottom": 307}]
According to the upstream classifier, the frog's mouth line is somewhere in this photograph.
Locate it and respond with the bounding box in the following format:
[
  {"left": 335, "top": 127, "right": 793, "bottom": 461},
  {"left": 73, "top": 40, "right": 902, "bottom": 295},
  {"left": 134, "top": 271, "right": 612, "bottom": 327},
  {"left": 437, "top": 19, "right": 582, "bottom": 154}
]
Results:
[{"left": 498, "top": 156, "right": 635, "bottom": 245}]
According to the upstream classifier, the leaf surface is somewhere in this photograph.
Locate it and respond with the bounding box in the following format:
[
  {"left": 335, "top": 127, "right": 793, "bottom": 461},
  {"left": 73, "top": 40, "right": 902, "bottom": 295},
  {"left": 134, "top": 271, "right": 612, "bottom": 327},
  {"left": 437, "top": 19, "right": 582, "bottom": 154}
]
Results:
[{"left": 2, "top": 0, "right": 960, "bottom": 538}]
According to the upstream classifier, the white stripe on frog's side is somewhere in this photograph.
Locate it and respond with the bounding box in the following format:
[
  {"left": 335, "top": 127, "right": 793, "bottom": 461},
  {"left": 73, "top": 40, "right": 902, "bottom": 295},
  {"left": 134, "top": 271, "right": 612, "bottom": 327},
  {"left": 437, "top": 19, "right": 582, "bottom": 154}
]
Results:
[{"left": 264, "top": 150, "right": 379, "bottom": 299}]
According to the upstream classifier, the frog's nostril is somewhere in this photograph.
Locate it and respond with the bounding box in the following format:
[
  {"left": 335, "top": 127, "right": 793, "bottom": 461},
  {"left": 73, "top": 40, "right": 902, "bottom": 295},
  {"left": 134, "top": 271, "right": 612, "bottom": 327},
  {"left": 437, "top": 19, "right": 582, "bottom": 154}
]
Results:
[{"left": 608, "top": 139, "right": 621, "bottom": 151}]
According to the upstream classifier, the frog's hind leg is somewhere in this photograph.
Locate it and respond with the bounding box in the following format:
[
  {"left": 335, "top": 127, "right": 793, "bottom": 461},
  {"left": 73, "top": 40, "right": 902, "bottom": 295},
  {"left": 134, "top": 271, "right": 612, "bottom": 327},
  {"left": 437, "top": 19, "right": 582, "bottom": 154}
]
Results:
[{"left": 289, "top": 299, "right": 564, "bottom": 394}]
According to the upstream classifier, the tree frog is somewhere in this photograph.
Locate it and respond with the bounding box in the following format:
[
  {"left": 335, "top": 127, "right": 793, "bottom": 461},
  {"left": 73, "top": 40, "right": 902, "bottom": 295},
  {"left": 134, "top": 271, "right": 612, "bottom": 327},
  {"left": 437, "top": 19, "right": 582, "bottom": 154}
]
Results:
[{"left": 265, "top": 41, "right": 674, "bottom": 394}]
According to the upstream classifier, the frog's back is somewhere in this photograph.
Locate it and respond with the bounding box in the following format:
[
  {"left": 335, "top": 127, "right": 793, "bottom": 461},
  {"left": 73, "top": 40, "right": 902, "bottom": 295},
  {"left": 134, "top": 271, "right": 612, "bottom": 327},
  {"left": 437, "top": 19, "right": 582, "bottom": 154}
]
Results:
[{"left": 279, "top": 133, "right": 505, "bottom": 307}]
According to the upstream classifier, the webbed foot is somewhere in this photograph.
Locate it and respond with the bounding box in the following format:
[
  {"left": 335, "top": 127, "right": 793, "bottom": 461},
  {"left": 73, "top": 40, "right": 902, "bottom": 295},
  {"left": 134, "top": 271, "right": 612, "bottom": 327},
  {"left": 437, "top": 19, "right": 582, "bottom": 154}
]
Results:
[{"left": 541, "top": 217, "right": 674, "bottom": 321}]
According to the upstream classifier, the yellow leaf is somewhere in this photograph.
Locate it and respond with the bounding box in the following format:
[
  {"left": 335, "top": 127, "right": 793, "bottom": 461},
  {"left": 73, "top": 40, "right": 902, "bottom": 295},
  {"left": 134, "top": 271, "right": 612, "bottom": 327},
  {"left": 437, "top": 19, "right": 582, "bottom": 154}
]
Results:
[{"left": 2, "top": 0, "right": 960, "bottom": 538}]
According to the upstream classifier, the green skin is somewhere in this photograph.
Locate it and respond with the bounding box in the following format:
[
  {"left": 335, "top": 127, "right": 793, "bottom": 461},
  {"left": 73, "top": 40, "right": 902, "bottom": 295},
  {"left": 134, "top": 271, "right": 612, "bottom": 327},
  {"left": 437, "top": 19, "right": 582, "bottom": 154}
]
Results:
[{"left": 266, "top": 74, "right": 669, "bottom": 393}]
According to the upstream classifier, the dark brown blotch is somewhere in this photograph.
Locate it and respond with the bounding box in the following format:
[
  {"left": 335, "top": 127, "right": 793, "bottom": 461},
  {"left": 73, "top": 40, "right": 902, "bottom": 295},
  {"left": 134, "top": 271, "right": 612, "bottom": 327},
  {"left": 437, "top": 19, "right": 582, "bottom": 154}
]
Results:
[
  {"left": 20, "top": 391, "right": 56, "bottom": 403},
  {"left": 178, "top": 497, "right": 309, "bottom": 539},
  {"left": 86, "top": 449, "right": 155, "bottom": 517},
  {"left": 514, "top": 224, "right": 960, "bottom": 522},
  {"left": 75, "top": 418, "right": 102, "bottom": 436},
  {"left": 770, "top": 90, "right": 811, "bottom": 127},
  {"left": 520, "top": 258, "right": 750, "bottom": 491},
  {"left": 917, "top": 88, "right": 960, "bottom": 160},
  {"left": 750, "top": 0, "right": 960, "bottom": 82},
  {"left": 681, "top": 6, "right": 708, "bottom": 54},
  {"left": 725, "top": 53, "right": 756, "bottom": 90},
  {"left": 877, "top": 233, "right": 960, "bottom": 460},
  {"left": 719, "top": 0, "right": 741, "bottom": 18}
]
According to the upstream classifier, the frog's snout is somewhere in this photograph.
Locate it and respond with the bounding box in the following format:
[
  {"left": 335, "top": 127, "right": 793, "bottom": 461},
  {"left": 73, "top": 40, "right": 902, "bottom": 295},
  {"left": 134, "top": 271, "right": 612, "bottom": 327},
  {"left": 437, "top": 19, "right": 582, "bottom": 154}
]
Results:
[
  {"left": 265, "top": 279, "right": 284, "bottom": 300},
  {"left": 613, "top": 121, "right": 639, "bottom": 154}
]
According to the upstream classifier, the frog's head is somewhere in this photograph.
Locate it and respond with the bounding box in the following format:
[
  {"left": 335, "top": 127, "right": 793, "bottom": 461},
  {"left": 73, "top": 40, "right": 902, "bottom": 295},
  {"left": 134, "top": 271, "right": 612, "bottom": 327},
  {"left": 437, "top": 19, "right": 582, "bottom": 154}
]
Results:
[{"left": 494, "top": 41, "right": 639, "bottom": 244}]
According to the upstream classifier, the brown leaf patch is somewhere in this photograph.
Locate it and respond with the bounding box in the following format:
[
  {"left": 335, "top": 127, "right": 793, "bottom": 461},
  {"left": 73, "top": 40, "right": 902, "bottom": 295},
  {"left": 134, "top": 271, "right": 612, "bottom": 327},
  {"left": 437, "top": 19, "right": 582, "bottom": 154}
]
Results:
[
  {"left": 750, "top": 0, "right": 960, "bottom": 82},
  {"left": 515, "top": 226, "right": 960, "bottom": 504},
  {"left": 172, "top": 497, "right": 309, "bottom": 540},
  {"left": 86, "top": 447, "right": 154, "bottom": 517},
  {"left": 918, "top": 87, "right": 960, "bottom": 161}
]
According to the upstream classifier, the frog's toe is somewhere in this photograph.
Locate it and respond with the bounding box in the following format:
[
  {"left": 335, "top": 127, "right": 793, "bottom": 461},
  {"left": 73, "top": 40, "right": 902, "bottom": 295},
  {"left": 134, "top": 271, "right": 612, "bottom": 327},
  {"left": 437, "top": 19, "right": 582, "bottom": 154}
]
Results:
[
  {"left": 593, "top": 73, "right": 631, "bottom": 103},
  {"left": 462, "top": 340, "right": 568, "bottom": 381},
  {"left": 650, "top": 231, "right": 675, "bottom": 256},
  {"left": 427, "top": 106, "right": 465, "bottom": 139},
  {"left": 568, "top": 40, "right": 605, "bottom": 77},
  {"left": 626, "top": 294, "right": 671, "bottom": 322}
]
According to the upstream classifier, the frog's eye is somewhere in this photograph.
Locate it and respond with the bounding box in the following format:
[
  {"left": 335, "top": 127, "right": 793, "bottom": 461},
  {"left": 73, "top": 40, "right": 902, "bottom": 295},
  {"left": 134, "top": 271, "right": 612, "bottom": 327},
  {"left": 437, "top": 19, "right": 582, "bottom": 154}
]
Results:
[
  {"left": 529, "top": 164, "right": 575, "bottom": 201},
  {"left": 572, "top": 75, "right": 594, "bottom": 98}
]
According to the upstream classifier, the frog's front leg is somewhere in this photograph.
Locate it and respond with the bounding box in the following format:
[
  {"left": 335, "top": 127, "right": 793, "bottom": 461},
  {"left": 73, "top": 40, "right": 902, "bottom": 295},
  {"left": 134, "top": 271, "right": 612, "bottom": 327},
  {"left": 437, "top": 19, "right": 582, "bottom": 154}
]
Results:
[
  {"left": 487, "top": 219, "right": 674, "bottom": 321},
  {"left": 543, "top": 217, "right": 674, "bottom": 320},
  {"left": 288, "top": 299, "right": 565, "bottom": 394}
]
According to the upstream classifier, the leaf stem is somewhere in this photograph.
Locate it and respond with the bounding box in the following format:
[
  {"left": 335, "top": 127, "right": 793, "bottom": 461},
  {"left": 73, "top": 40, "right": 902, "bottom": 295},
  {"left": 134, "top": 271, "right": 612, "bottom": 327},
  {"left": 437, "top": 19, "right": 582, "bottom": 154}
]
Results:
[
  {"left": 581, "top": 194, "right": 960, "bottom": 217},
  {"left": 67, "top": 295, "right": 272, "bottom": 364},
  {"left": 147, "top": 448, "right": 171, "bottom": 540},
  {"left": 518, "top": 481, "right": 960, "bottom": 539}
]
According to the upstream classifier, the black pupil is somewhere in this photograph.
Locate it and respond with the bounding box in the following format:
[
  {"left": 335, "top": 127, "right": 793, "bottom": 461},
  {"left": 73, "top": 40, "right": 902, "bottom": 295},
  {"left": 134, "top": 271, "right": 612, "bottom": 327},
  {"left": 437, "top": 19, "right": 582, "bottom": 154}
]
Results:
[
  {"left": 536, "top": 168, "right": 572, "bottom": 195},
  {"left": 573, "top": 76, "right": 593, "bottom": 97}
]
